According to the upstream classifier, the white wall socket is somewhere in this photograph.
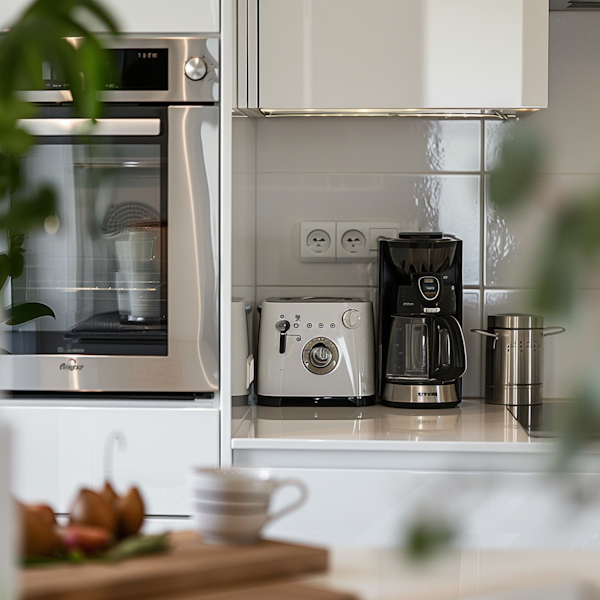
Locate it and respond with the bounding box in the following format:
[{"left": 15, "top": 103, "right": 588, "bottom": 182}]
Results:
[
  {"left": 336, "top": 222, "right": 399, "bottom": 262},
  {"left": 301, "top": 221, "right": 399, "bottom": 262},
  {"left": 300, "top": 222, "right": 336, "bottom": 262}
]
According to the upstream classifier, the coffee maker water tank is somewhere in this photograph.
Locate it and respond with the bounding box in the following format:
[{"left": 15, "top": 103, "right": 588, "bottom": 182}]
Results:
[{"left": 377, "top": 233, "right": 467, "bottom": 408}]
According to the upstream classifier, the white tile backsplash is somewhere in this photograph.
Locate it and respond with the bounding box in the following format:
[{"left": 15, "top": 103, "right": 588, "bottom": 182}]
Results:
[
  {"left": 257, "top": 118, "right": 481, "bottom": 174},
  {"left": 463, "top": 291, "right": 482, "bottom": 399},
  {"left": 232, "top": 172, "right": 256, "bottom": 287},
  {"left": 256, "top": 173, "right": 480, "bottom": 286},
  {"left": 256, "top": 286, "right": 373, "bottom": 305},
  {"left": 232, "top": 12, "right": 600, "bottom": 401},
  {"left": 232, "top": 117, "right": 256, "bottom": 174},
  {"left": 485, "top": 173, "right": 600, "bottom": 288}
]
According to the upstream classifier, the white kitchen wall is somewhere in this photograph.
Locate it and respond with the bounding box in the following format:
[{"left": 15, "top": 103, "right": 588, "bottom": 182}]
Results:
[{"left": 232, "top": 11, "right": 600, "bottom": 400}]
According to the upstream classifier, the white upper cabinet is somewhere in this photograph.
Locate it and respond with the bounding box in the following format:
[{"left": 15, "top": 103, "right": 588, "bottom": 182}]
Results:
[
  {"left": 239, "top": 0, "right": 548, "bottom": 115},
  {"left": 0, "top": 0, "right": 220, "bottom": 33}
]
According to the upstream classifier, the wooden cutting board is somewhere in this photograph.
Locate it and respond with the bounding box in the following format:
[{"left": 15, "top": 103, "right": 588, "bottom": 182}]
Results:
[
  {"left": 22, "top": 531, "right": 330, "bottom": 600},
  {"left": 150, "top": 581, "right": 358, "bottom": 600}
]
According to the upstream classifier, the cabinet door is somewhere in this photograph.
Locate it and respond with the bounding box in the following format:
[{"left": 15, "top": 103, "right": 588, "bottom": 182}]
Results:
[
  {"left": 0, "top": 0, "right": 219, "bottom": 32},
  {"left": 245, "top": 467, "right": 600, "bottom": 550},
  {"left": 257, "top": 0, "right": 548, "bottom": 111},
  {"left": 0, "top": 405, "right": 219, "bottom": 516}
]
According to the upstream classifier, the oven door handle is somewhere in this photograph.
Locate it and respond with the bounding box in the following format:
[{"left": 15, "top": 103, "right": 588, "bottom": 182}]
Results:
[{"left": 17, "top": 118, "right": 161, "bottom": 137}]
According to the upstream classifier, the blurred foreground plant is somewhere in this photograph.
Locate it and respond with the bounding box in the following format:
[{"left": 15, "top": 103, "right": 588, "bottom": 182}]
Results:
[
  {"left": 404, "top": 125, "right": 600, "bottom": 561},
  {"left": 404, "top": 517, "right": 458, "bottom": 564},
  {"left": 489, "top": 129, "right": 600, "bottom": 318},
  {"left": 0, "top": 0, "right": 118, "bottom": 324},
  {"left": 490, "top": 128, "right": 600, "bottom": 467}
]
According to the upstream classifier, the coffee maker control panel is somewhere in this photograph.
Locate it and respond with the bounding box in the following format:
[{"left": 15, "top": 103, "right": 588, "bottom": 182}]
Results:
[{"left": 418, "top": 277, "right": 440, "bottom": 301}]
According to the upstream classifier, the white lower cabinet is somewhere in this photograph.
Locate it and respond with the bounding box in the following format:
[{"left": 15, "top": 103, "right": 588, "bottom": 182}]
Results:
[
  {"left": 0, "top": 405, "right": 219, "bottom": 516},
  {"left": 251, "top": 467, "right": 600, "bottom": 550}
]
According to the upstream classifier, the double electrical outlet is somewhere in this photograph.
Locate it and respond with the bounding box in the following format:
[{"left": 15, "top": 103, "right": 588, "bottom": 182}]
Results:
[{"left": 300, "top": 222, "right": 399, "bottom": 263}]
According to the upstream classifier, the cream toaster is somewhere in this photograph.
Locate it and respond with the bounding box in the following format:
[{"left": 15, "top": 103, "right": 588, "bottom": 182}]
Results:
[{"left": 257, "top": 298, "right": 375, "bottom": 406}]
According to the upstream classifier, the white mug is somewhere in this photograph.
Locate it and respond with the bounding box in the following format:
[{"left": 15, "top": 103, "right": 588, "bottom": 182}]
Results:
[{"left": 190, "top": 468, "right": 308, "bottom": 544}]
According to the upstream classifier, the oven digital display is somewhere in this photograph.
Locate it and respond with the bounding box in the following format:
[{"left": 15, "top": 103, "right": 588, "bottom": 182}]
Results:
[
  {"left": 110, "top": 48, "right": 169, "bottom": 90},
  {"left": 42, "top": 48, "right": 169, "bottom": 91}
]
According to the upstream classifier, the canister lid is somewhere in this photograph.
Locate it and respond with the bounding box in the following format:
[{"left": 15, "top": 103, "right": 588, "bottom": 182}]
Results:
[{"left": 487, "top": 313, "right": 544, "bottom": 329}]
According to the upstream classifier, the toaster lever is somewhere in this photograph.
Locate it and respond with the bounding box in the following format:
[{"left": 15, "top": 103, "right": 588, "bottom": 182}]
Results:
[{"left": 276, "top": 320, "right": 291, "bottom": 353}]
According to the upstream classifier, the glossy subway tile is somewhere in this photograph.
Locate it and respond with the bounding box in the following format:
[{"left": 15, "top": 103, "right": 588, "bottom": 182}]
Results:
[
  {"left": 256, "top": 173, "right": 480, "bottom": 287},
  {"left": 232, "top": 172, "right": 256, "bottom": 287},
  {"left": 463, "top": 291, "right": 482, "bottom": 399},
  {"left": 257, "top": 117, "right": 481, "bottom": 174},
  {"left": 484, "top": 173, "right": 600, "bottom": 288},
  {"left": 232, "top": 117, "right": 256, "bottom": 174}
]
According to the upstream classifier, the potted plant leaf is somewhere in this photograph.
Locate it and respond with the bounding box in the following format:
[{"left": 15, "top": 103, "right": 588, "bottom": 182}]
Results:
[{"left": 0, "top": 0, "right": 118, "bottom": 327}]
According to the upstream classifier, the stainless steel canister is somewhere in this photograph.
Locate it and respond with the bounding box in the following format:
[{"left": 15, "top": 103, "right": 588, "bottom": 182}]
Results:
[{"left": 472, "top": 314, "right": 565, "bottom": 406}]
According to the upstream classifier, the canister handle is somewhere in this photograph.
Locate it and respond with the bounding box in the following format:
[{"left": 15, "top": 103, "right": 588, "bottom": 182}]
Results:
[
  {"left": 543, "top": 326, "right": 566, "bottom": 337},
  {"left": 471, "top": 328, "right": 499, "bottom": 350},
  {"left": 471, "top": 329, "right": 498, "bottom": 339}
]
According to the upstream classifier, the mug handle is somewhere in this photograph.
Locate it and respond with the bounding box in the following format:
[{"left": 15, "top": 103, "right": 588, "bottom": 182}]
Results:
[{"left": 266, "top": 478, "right": 309, "bottom": 524}]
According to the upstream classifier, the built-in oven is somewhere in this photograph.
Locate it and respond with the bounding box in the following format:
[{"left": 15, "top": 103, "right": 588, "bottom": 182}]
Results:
[{"left": 0, "top": 37, "right": 220, "bottom": 397}]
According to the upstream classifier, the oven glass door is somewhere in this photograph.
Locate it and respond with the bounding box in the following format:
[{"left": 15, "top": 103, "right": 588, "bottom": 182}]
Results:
[{"left": 6, "top": 107, "right": 168, "bottom": 357}]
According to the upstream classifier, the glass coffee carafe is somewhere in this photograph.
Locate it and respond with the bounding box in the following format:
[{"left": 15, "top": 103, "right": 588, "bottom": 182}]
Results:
[{"left": 386, "top": 315, "right": 466, "bottom": 383}]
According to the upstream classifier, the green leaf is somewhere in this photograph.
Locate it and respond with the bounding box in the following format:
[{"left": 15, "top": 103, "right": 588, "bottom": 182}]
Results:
[
  {"left": 554, "top": 388, "right": 600, "bottom": 472},
  {"left": 0, "top": 154, "right": 21, "bottom": 197},
  {"left": 0, "top": 254, "right": 10, "bottom": 291},
  {"left": 404, "top": 518, "right": 457, "bottom": 563},
  {"left": 4, "top": 302, "right": 56, "bottom": 325},
  {"left": 489, "top": 131, "right": 545, "bottom": 210},
  {"left": 528, "top": 188, "right": 600, "bottom": 316},
  {"left": 102, "top": 534, "right": 169, "bottom": 563},
  {"left": 0, "top": 0, "right": 120, "bottom": 326},
  {"left": 8, "top": 248, "right": 24, "bottom": 280},
  {"left": 7, "top": 232, "right": 26, "bottom": 280},
  {"left": 0, "top": 185, "right": 56, "bottom": 233}
]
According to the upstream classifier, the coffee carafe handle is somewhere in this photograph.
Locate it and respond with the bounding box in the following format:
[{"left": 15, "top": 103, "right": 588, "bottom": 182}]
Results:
[{"left": 431, "top": 315, "right": 467, "bottom": 381}]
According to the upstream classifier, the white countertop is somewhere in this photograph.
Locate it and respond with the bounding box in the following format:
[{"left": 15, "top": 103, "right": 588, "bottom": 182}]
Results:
[
  {"left": 303, "top": 546, "right": 600, "bottom": 600},
  {"left": 231, "top": 400, "right": 600, "bottom": 472},
  {"left": 233, "top": 400, "right": 534, "bottom": 446}
]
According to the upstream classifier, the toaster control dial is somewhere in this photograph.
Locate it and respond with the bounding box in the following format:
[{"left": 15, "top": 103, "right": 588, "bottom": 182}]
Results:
[
  {"left": 311, "top": 346, "right": 332, "bottom": 368},
  {"left": 275, "top": 320, "right": 290, "bottom": 333},
  {"left": 342, "top": 309, "right": 361, "bottom": 329},
  {"left": 303, "top": 337, "right": 339, "bottom": 375}
]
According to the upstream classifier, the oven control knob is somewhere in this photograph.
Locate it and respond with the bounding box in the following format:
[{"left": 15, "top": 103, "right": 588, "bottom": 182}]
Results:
[
  {"left": 342, "top": 309, "right": 360, "bottom": 329},
  {"left": 185, "top": 57, "right": 208, "bottom": 81},
  {"left": 310, "top": 345, "right": 333, "bottom": 368}
]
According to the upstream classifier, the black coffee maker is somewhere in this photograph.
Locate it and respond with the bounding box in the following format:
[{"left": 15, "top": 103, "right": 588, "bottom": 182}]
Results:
[{"left": 377, "top": 232, "right": 466, "bottom": 408}]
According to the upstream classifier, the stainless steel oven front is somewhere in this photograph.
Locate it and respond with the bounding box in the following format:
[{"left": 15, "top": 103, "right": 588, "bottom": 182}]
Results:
[{"left": 0, "top": 37, "right": 220, "bottom": 397}]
